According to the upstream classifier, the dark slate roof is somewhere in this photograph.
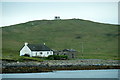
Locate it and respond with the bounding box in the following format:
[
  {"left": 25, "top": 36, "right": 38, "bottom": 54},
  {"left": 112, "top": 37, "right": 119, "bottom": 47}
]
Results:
[
  {"left": 63, "top": 49, "right": 76, "bottom": 52},
  {"left": 27, "top": 44, "right": 52, "bottom": 51}
]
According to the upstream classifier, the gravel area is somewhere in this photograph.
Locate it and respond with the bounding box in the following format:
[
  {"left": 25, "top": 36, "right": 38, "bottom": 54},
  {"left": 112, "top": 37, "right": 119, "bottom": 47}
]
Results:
[
  {"left": 1, "top": 59, "right": 120, "bottom": 73},
  {"left": 2, "top": 59, "right": 120, "bottom": 67}
]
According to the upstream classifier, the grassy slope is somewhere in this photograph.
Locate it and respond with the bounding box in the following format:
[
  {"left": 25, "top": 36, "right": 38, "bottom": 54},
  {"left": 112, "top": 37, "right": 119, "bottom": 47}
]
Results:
[{"left": 2, "top": 19, "right": 119, "bottom": 60}]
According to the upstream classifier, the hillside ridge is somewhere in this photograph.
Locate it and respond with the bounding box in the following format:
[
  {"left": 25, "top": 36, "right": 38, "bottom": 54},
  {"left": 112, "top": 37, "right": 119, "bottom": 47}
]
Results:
[
  {"left": 2, "top": 19, "right": 119, "bottom": 60},
  {"left": 2, "top": 19, "right": 119, "bottom": 28}
]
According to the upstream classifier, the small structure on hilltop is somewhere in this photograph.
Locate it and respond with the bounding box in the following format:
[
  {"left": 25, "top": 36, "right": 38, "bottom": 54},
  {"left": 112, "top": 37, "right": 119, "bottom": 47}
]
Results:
[
  {"left": 53, "top": 49, "right": 77, "bottom": 59},
  {"left": 20, "top": 42, "right": 53, "bottom": 57},
  {"left": 54, "top": 16, "right": 60, "bottom": 20}
]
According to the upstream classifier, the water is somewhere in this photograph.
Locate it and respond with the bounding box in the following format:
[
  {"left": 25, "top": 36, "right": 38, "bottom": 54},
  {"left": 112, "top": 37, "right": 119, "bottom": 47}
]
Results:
[{"left": 1, "top": 69, "right": 119, "bottom": 78}]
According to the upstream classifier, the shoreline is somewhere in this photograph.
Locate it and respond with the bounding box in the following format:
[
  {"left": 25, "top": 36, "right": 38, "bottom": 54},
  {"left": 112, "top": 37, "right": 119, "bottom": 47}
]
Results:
[{"left": 2, "top": 59, "right": 120, "bottom": 73}]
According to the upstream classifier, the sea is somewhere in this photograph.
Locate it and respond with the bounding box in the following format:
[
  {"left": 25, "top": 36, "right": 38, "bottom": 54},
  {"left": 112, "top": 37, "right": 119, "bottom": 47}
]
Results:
[{"left": 1, "top": 69, "right": 119, "bottom": 78}]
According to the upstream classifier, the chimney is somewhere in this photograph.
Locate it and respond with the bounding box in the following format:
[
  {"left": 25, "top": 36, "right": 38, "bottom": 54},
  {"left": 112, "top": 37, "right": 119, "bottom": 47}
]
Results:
[
  {"left": 44, "top": 43, "right": 45, "bottom": 45},
  {"left": 25, "top": 42, "right": 28, "bottom": 46}
]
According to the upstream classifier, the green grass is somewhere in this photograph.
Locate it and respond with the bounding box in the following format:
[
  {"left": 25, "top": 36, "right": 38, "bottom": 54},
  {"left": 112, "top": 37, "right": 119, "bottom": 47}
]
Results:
[
  {"left": 2, "top": 19, "right": 119, "bottom": 60},
  {"left": 17, "top": 56, "right": 43, "bottom": 62}
]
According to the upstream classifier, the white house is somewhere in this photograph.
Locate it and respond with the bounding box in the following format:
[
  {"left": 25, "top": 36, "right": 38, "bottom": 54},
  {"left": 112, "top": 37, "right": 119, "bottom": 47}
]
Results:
[{"left": 20, "top": 42, "right": 53, "bottom": 57}]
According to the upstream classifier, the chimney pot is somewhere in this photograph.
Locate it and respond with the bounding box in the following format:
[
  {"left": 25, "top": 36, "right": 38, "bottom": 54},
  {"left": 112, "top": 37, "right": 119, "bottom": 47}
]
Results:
[
  {"left": 25, "top": 42, "right": 28, "bottom": 46},
  {"left": 44, "top": 43, "right": 45, "bottom": 45}
]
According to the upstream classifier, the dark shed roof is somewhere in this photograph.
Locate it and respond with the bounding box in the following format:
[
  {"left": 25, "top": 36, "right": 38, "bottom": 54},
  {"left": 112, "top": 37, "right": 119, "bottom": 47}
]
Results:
[
  {"left": 63, "top": 49, "right": 76, "bottom": 52},
  {"left": 27, "top": 44, "right": 52, "bottom": 51}
]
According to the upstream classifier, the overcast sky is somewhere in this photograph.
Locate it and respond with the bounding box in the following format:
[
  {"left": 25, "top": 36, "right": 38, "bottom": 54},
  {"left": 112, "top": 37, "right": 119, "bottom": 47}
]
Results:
[{"left": 1, "top": 1, "right": 118, "bottom": 27}]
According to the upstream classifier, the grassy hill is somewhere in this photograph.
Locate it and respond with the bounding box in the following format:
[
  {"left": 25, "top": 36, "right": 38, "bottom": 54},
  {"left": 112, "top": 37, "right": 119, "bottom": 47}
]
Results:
[{"left": 2, "top": 19, "right": 119, "bottom": 60}]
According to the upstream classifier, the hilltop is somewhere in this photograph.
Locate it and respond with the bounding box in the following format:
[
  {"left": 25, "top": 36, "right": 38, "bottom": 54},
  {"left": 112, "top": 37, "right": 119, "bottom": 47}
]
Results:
[{"left": 2, "top": 19, "right": 119, "bottom": 60}]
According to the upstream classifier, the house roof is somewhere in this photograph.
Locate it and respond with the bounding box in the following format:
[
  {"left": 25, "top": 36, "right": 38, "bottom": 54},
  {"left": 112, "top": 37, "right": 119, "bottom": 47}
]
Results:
[{"left": 27, "top": 44, "right": 52, "bottom": 51}]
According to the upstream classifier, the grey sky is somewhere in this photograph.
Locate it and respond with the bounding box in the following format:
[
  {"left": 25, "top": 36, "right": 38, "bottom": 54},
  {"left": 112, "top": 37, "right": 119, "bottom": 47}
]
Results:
[{"left": 1, "top": 2, "right": 118, "bottom": 27}]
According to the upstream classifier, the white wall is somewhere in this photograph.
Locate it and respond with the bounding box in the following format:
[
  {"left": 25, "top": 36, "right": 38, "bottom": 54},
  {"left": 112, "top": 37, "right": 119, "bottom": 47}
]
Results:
[
  {"left": 20, "top": 45, "right": 32, "bottom": 57},
  {"left": 31, "top": 51, "right": 53, "bottom": 57}
]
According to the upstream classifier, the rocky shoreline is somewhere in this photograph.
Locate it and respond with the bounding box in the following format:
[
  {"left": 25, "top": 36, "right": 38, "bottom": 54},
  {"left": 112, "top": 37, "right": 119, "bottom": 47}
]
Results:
[{"left": 1, "top": 59, "right": 120, "bottom": 73}]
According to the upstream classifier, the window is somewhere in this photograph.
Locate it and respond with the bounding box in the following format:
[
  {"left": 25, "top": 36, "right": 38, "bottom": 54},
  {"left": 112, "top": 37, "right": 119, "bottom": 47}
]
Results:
[
  {"left": 50, "top": 52, "right": 52, "bottom": 54},
  {"left": 47, "top": 52, "right": 49, "bottom": 54},
  {"left": 72, "top": 54, "right": 74, "bottom": 58},
  {"left": 40, "top": 52, "right": 42, "bottom": 55}
]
